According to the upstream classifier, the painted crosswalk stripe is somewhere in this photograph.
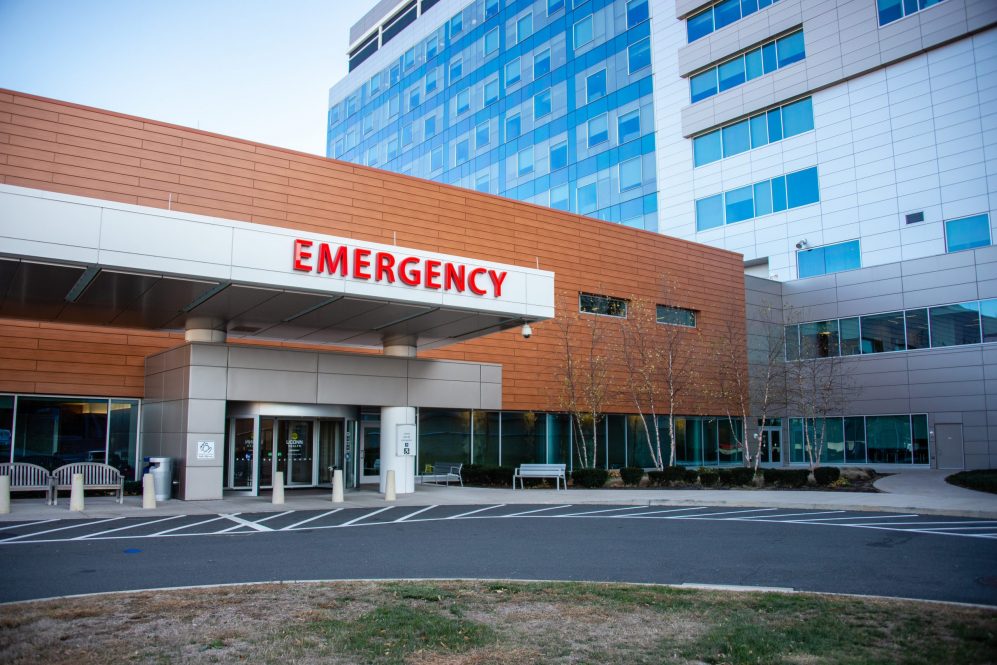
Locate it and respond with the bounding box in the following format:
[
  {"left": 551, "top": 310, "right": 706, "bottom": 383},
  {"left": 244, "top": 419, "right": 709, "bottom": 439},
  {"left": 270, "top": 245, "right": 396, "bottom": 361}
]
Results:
[
  {"left": 73, "top": 515, "right": 186, "bottom": 539},
  {"left": 339, "top": 506, "right": 393, "bottom": 526},
  {"left": 395, "top": 505, "right": 438, "bottom": 522},
  {"left": 282, "top": 509, "right": 343, "bottom": 531},
  {"left": 448, "top": 504, "right": 507, "bottom": 519},
  {"left": 0, "top": 517, "right": 125, "bottom": 543}
]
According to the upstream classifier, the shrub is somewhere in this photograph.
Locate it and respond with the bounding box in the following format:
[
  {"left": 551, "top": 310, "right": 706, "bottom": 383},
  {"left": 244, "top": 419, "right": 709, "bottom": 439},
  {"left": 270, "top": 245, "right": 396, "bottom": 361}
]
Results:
[
  {"left": 728, "top": 467, "right": 756, "bottom": 486},
  {"left": 813, "top": 466, "right": 841, "bottom": 486},
  {"left": 761, "top": 468, "right": 809, "bottom": 487},
  {"left": 683, "top": 468, "right": 700, "bottom": 483},
  {"left": 571, "top": 468, "right": 609, "bottom": 488},
  {"left": 461, "top": 464, "right": 514, "bottom": 486},
  {"left": 698, "top": 469, "right": 719, "bottom": 486},
  {"left": 647, "top": 466, "right": 686, "bottom": 486},
  {"left": 946, "top": 470, "right": 997, "bottom": 495},
  {"left": 716, "top": 468, "right": 733, "bottom": 485},
  {"left": 619, "top": 467, "right": 644, "bottom": 486}
]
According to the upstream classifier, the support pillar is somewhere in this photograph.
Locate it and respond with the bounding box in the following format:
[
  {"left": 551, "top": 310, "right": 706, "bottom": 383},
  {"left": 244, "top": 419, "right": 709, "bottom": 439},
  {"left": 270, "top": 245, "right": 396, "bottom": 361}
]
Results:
[{"left": 381, "top": 336, "right": 417, "bottom": 494}]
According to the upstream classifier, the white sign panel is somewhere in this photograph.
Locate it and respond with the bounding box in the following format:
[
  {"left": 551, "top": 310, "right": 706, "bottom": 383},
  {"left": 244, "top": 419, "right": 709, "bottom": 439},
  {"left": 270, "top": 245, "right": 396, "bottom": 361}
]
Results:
[
  {"left": 397, "top": 424, "right": 417, "bottom": 457},
  {"left": 197, "top": 440, "right": 216, "bottom": 460}
]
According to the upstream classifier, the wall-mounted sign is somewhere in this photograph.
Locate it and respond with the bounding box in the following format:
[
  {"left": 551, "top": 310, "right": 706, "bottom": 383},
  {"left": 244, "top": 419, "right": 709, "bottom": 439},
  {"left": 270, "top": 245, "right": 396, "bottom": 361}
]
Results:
[
  {"left": 197, "top": 441, "right": 216, "bottom": 460},
  {"left": 397, "top": 424, "right": 416, "bottom": 457}
]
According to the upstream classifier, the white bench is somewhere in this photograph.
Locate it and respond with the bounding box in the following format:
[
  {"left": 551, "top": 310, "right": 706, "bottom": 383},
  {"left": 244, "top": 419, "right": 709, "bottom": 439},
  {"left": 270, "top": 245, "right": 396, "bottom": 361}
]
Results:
[
  {"left": 51, "top": 463, "right": 124, "bottom": 505},
  {"left": 0, "top": 462, "right": 53, "bottom": 504},
  {"left": 513, "top": 463, "right": 567, "bottom": 490},
  {"left": 422, "top": 462, "right": 463, "bottom": 487}
]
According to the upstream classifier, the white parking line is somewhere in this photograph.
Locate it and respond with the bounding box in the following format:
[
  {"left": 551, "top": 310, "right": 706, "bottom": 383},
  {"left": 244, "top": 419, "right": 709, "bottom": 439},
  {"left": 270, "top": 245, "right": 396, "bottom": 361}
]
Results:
[
  {"left": 395, "top": 505, "right": 438, "bottom": 522},
  {"left": 73, "top": 515, "right": 186, "bottom": 540},
  {"left": 150, "top": 516, "right": 225, "bottom": 536},
  {"left": 449, "top": 505, "right": 507, "bottom": 519},
  {"left": 339, "top": 506, "right": 393, "bottom": 526},
  {"left": 782, "top": 514, "right": 919, "bottom": 523},
  {"left": 220, "top": 514, "right": 274, "bottom": 532},
  {"left": 911, "top": 525, "right": 997, "bottom": 532},
  {"left": 501, "top": 505, "right": 568, "bottom": 517},
  {"left": 678, "top": 508, "right": 778, "bottom": 519},
  {"left": 0, "top": 517, "right": 125, "bottom": 543},
  {"left": 255, "top": 511, "right": 295, "bottom": 524},
  {"left": 845, "top": 520, "right": 997, "bottom": 527},
  {"left": 848, "top": 524, "right": 997, "bottom": 540},
  {"left": 615, "top": 506, "right": 710, "bottom": 518},
  {"left": 558, "top": 506, "right": 649, "bottom": 517},
  {"left": 0, "top": 519, "right": 58, "bottom": 532},
  {"left": 282, "top": 509, "right": 343, "bottom": 531},
  {"left": 735, "top": 511, "right": 846, "bottom": 520}
]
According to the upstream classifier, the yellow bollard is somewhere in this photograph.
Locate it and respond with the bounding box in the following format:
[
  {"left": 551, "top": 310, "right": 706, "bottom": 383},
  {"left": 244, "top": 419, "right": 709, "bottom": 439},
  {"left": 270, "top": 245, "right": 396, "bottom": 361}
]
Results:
[
  {"left": 69, "top": 473, "right": 85, "bottom": 512},
  {"left": 272, "top": 471, "right": 285, "bottom": 505},
  {"left": 142, "top": 473, "right": 157, "bottom": 509}
]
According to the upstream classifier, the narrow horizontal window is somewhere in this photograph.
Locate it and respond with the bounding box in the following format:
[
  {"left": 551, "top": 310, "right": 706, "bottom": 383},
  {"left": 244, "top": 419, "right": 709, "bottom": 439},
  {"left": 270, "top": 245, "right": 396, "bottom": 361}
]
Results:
[
  {"left": 687, "top": 0, "right": 781, "bottom": 44},
  {"left": 797, "top": 239, "right": 860, "bottom": 279},
  {"left": 945, "top": 213, "right": 990, "bottom": 253},
  {"left": 657, "top": 305, "right": 696, "bottom": 327},
  {"left": 878, "top": 0, "right": 946, "bottom": 26},
  {"left": 695, "top": 166, "right": 819, "bottom": 228},
  {"left": 689, "top": 30, "right": 804, "bottom": 103},
  {"left": 580, "top": 292, "right": 627, "bottom": 317}
]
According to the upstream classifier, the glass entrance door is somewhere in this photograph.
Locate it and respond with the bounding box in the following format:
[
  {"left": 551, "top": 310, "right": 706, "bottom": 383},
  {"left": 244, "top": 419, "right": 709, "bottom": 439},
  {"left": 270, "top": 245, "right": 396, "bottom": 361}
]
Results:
[
  {"left": 760, "top": 428, "right": 782, "bottom": 464},
  {"left": 229, "top": 418, "right": 255, "bottom": 489},
  {"left": 226, "top": 416, "right": 346, "bottom": 490},
  {"left": 360, "top": 423, "right": 380, "bottom": 484},
  {"left": 277, "top": 419, "right": 314, "bottom": 485}
]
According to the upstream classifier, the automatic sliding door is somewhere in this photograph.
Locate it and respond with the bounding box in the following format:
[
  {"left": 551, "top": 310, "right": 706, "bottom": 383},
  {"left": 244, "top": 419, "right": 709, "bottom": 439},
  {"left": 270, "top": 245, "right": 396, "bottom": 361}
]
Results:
[{"left": 277, "top": 419, "right": 314, "bottom": 485}]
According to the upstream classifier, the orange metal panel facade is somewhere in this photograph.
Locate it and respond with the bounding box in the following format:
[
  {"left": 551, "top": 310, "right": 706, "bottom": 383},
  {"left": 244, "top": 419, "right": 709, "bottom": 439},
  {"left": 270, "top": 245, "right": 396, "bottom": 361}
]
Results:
[{"left": 0, "top": 90, "right": 745, "bottom": 414}]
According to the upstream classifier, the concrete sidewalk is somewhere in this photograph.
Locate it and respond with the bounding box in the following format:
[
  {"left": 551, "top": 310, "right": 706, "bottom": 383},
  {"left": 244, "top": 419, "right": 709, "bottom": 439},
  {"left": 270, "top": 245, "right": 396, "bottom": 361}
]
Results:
[{"left": 2, "top": 469, "right": 996, "bottom": 521}]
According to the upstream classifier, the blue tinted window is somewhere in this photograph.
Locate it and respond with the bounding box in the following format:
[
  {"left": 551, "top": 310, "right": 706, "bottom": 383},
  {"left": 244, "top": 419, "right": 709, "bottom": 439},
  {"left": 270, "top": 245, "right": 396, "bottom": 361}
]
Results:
[
  {"left": 771, "top": 175, "right": 787, "bottom": 212},
  {"left": 587, "top": 70, "right": 607, "bottom": 103},
  {"left": 578, "top": 182, "right": 598, "bottom": 214},
  {"left": 534, "top": 89, "right": 552, "bottom": 119},
  {"left": 946, "top": 214, "right": 991, "bottom": 252},
  {"left": 725, "top": 185, "right": 753, "bottom": 223},
  {"left": 742, "top": 0, "right": 759, "bottom": 16},
  {"left": 456, "top": 89, "right": 470, "bottom": 114},
  {"left": 534, "top": 49, "right": 551, "bottom": 77},
  {"left": 551, "top": 183, "right": 569, "bottom": 209},
  {"left": 786, "top": 167, "right": 819, "bottom": 207},
  {"left": 431, "top": 146, "right": 443, "bottom": 170},
  {"left": 878, "top": 0, "right": 903, "bottom": 24},
  {"left": 475, "top": 175, "right": 489, "bottom": 193},
  {"left": 694, "top": 131, "right": 722, "bottom": 166},
  {"left": 425, "top": 116, "right": 436, "bottom": 137},
  {"left": 456, "top": 139, "right": 469, "bottom": 164},
  {"left": 799, "top": 240, "right": 860, "bottom": 278},
  {"left": 484, "top": 28, "right": 499, "bottom": 55},
  {"left": 691, "top": 70, "right": 718, "bottom": 102},
  {"left": 745, "top": 48, "right": 763, "bottom": 80},
  {"left": 518, "top": 147, "right": 534, "bottom": 176},
  {"left": 450, "top": 12, "right": 463, "bottom": 35},
  {"left": 687, "top": 9, "right": 713, "bottom": 42},
  {"left": 550, "top": 141, "right": 568, "bottom": 170},
  {"left": 628, "top": 38, "right": 651, "bottom": 73},
  {"left": 486, "top": 0, "right": 500, "bottom": 17},
  {"left": 753, "top": 181, "right": 772, "bottom": 216},
  {"left": 408, "top": 89, "right": 420, "bottom": 111},
  {"left": 782, "top": 97, "right": 813, "bottom": 136},
  {"left": 517, "top": 14, "right": 533, "bottom": 43},
  {"left": 722, "top": 121, "right": 750, "bottom": 157},
  {"left": 696, "top": 194, "right": 724, "bottom": 230},
  {"left": 761, "top": 41, "right": 777, "bottom": 72},
  {"left": 506, "top": 113, "right": 521, "bottom": 139},
  {"left": 450, "top": 58, "right": 463, "bottom": 81},
  {"left": 714, "top": 0, "right": 741, "bottom": 30},
  {"left": 930, "top": 302, "right": 981, "bottom": 347},
  {"left": 767, "top": 108, "right": 783, "bottom": 142},
  {"left": 777, "top": 31, "right": 805, "bottom": 67},
  {"left": 718, "top": 58, "right": 745, "bottom": 91},
  {"left": 588, "top": 114, "right": 608, "bottom": 146},
  {"left": 484, "top": 78, "right": 499, "bottom": 105},
  {"left": 749, "top": 113, "right": 768, "bottom": 147},
  {"left": 426, "top": 36, "right": 438, "bottom": 60},
  {"left": 548, "top": 0, "right": 565, "bottom": 14},
  {"left": 618, "top": 110, "right": 641, "bottom": 144},
  {"left": 505, "top": 58, "right": 521, "bottom": 85},
  {"left": 620, "top": 157, "right": 642, "bottom": 191},
  {"left": 476, "top": 122, "right": 490, "bottom": 149},
  {"left": 627, "top": 0, "right": 649, "bottom": 27},
  {"left": 574, "top": 16, "right": 594, "bottom": 48}
]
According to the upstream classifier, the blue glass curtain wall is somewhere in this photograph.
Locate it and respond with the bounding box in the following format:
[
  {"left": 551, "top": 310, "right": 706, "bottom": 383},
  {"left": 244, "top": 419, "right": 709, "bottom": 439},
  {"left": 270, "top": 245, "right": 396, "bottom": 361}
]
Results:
[{"left": 789, "top": 415, "right": 929, "bottom": 465}]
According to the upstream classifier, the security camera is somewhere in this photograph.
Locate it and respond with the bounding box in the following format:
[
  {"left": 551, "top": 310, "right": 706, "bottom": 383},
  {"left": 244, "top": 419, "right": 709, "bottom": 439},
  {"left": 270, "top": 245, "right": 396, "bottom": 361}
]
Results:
[
  {"left": 521, "top": 323, "right": 533, "bottom": 339},
  {"left": 795, "top": 239, "right": 808, "bottom": 250}
]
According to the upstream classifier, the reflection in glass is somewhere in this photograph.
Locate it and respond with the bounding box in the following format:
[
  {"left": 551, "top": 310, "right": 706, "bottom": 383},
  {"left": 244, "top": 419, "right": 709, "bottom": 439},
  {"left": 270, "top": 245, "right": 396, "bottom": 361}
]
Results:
[
  {"left": 861, "top": 311, "right": 906, "bottom": 353},
  {"left": 905, "top": 309, "right": 930, "bottom": 350},
  {"left": 14, "top": 397, "right": 108, "bottom": 470},
  {"left": 418, "top": 409, "right": 469, "bottom": 469},
  {"left": 929, "top": 302, "right": 981, "bottom": 347}
]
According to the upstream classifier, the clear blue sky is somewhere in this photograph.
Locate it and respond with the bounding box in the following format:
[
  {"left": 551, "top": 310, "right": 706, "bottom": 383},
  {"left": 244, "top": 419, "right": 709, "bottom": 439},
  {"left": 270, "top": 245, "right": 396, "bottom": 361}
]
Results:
[{"left": 0, "top": 0, "right": 377, "bottom": 155}]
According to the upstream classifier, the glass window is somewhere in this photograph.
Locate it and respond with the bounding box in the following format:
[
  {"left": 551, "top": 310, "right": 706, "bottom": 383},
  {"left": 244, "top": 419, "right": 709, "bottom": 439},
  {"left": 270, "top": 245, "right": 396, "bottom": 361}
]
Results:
[
  {"left": 878, "top": 0, "right": 904, "bottom": 24},
  {"left": 588, "top": 113, "right": 609, "bottom": 146},
  {"left": 912, "top": 414, "right": 929, "bottom": 465},
  {"left": 749, "top": 113, "right": 768, "bottom": 148},
  {"left": 363, "top": 114, "right": 374, "bottom": 135},
  {"left": 475, "top": 174, "right": 489, "bottom": 193},
  {"left": 782, "top": 97, "right": 814, "bottom": 137},
  {"left": 548, "top": 0, "right": 565, "bottom": 14},
  {"left": 860, "top": 311, "right": 906, "bottom": 353},
  {"left": 484, "top": 28, "right": 499, "bottom": 55},
  {"left": 620, "top": 157, "right": 642, "bottom": 191},
  {"left": 714, "top": 0, "right": 741, "bottom": 30},
  {"left": 578, "top": 182, "right": 598, "bottom": 214},
  {"left": 574, "top": 15, "right": 594, "bottom": 48},
  {"left": 694, "top": 131, "right": 722, "bottom": 166},
  {"left": 456, "top": 139, "right": 469, "bottom": 164},
  {"left": 450, "top": 12, "right": 463, "bottom": 35},
  {"left": 586, "top": 70, "right": 607, "bottom": 103},
  {"left": 744, "top": 48, "right": 764, "bottom": 80},
  {"left": 823, "top": 239, "right": 859, "bottom": 274},
  {"left": 777, "top": 31, "right": 806, "bottom": 68},
  {"left": 486, "top": 0, "right": 500, "bottom": 16},
  {"left": 786, "top": 167, "right": 820, "bottom": 208},
  {"left": 534, "top": 49, "right": 551, "bottom": 77},
  {"left": 506, "top": 57, "right": 521, "bottom": 85},
  {"left": 401, "top": 124, "right": 413, "bottom": 146},
  {"left": 785, "top": 325, "right": 800, "bottom": 360},
  {"left": 409, "top": 89, "right": 420, "bottom": 110},
  {"left": 506, "top": 113, "right": 521, "bottom": 139},
  {"left": 981, "top": 299, "right": 997, "bottom": 343},
  {"left": 696, "top": 194, "right": 724, "bottom": 231},
  {"left": 722, "top": 120, "right": 750, "bottom": 157},
  {"left": 929, "top": 302, "right": 981, "bottom": 347},
  {"left": 0, "top": 395, "right": 13, "bottom": 465},
  {"left": 905, "top": 309, "right": 930, "bottom": 350},
  {"left": 761, "top": 41, "right": 778, "bottom": 73},
  {"left": 844, "top": 416, "right": 866, "bottom": 464},
  {"left": 425, "top": 115, "right": 437, "bottom": 137},
  {"left": 518, "top": 147, "right": 534, "bottom": 176},
  {"left": 627, "top": 0, "right": 649, "bottom": 27},
  {"left": 657, "top": 305, "right": 696, "bottom": 327},
  {"left": 551, "top": 183, "right": 569, "bottom": 210},
  {"left": 550, "top": 140, "right": 568, "bottom": 170},
  {"left": 945, "top": 214, "right": 990, "bottom": 252},
  {"left": 418, "top": 409, "right": 471, "bottom": 468},
  {"left": 628, "top": 38, "right": 651, "bottom": 73},
  {"left": 800, "top": 320, "right": 839, "bottom": 358},
  {"left": 502, "top": 411, "right": 547, "bottom": 467},
  {"left": 534, "top": 89, "right": 552, "bottom": 119},
  {"left": 866, "top": 415, "right": 912, "bottom": 464},
  {"left": 580, "top": 292, "right": 627, "bottom": 317},
  {"left": 771, "top": 174, "right": 787, "bottom": 212},
  {"left": 456, "top": 89, "right": 470, "bottom": 114},
  {"left": 753, "top": 180, "right": 772, "bottom": 216},
  {"left": 476, "top": 122, "right": 490, "bottom": 149},
  {"left": 431, "top": 146, "right": 443, "bottom": 170},
  {"left": 426, "top": 36, "right": 438, "bottom": 60},
  {"left": 718, "top": 57, "right": 745, "bottom": 92},
  {"left": 687, "top": 8, "right": 714, "bottom": 42},
  {"left": 618, "top": 110, "right": 641, "bottom": 144},
  {"left": 387, "top": 137, "right": 399, "bottom": 161},
  {"left": 484, "top": 77, "right": 500, "bottom": 105},
  {"left": 725, "top": 185, "right": 754, "bottom": 223},
  {"left": 840, "top": 317, "right": 861, "bottom": 355},
  {"left": 14, "top": 397, "right": 109, "bottom": 471},
  {"left": 691, "top": 69, "right": 718, "bottom": 103},
  {"left": 517, "top": 13, "right": 533, "bottom": 43}
]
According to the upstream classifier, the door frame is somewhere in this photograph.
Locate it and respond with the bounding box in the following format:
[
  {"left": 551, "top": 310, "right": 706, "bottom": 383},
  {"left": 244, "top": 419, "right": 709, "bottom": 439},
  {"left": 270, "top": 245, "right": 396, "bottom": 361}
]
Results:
[
  {"left": 934, "top": 423, "right": 964, "bottom": 470},
  {"left": 359, "top": 421, "right": 381, "bottom": 484}
]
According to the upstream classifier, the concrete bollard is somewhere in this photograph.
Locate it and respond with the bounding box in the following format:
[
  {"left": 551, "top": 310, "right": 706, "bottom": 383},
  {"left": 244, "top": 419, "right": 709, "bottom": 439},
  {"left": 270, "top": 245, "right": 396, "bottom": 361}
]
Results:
[
  {"left": 332, "top": 469, "right": 344, "bottom": 503},
  {"left": 0, "top": 475, "right": 10, "bottom": 515},
  {"left": 69, "top": 473, "right": 85, "bottom": 512},
  {"left": 272, "top": 471, "right": 285, "bottom": 505},
  {"left": 385, "top": 469, "right": 396, "bottom": 502},
  {"left": 142, "top": 473, "right": 157, "bottom": 509}
]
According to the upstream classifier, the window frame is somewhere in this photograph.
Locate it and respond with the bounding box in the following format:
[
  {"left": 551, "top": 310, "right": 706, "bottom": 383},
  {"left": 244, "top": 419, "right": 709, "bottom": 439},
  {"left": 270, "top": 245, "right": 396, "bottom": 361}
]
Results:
[{"left": 579, "top": 292, "right": 628, "bottom": 318}]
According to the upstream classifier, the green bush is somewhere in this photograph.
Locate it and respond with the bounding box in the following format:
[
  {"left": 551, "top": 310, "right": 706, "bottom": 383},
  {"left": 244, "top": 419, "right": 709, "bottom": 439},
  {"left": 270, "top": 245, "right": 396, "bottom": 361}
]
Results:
[
  {"left": 571, "top": 468, "right": 609, "bottom": 488},
  {"left": 647, "top": 466, "right": 687, "bottom": 486},
  {"left": 462, "top": 465, "right": 514, "bottom": 486},
  {"left": 946, "top": 470, "right": 997, "bottom": 495},
  {"left": 813, "top": 466, "right": 841, "bottom": 486},
  {"left": 683, "top": 468, "right": 700, "bottom": 483},
  {"left": 762, "top": 468, "right": 782, "bottom": 485},
  {"left": 619, "top": 467, "right": 644, "bottom": 486},
  {"left": 728, "top": 467, "right": 756, "bottom": 486},
  {"left": 698, "top": 469, "right": 719, "bottom": 486},
  {"left": 762, "top": 468, "right": 809, "bottom": 488}
]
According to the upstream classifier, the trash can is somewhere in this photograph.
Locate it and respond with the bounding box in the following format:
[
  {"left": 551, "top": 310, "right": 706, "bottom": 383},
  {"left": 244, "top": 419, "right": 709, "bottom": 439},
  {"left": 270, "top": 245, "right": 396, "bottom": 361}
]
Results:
[{"left": 143, "top": 457, "right": 173, "bottom": 501}]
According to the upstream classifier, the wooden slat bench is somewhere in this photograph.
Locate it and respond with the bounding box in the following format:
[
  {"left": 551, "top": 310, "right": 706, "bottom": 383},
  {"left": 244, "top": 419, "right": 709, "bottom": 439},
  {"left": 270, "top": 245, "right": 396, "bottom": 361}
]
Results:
[
  {"left": 0, "top": 462, "right": 53, "bottom": 504},
  {"left": 513, "top": 463, "right": 567, "bottom": 490},
  {"left": 51, "top": 463, "right": 124, "bottom": 505},
  {"left": 422, "top": 462, "right": 463, "bottom": 487}
]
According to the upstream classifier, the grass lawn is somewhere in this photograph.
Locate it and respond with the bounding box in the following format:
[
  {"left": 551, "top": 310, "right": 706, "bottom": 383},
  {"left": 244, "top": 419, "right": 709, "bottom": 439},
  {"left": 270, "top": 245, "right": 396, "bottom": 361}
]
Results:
[
  {"left": 1, "top": 581, "right": 994, "bottom": 664},
  {"left": 947, "top": 470, "right": 997, "bottom": 495}
]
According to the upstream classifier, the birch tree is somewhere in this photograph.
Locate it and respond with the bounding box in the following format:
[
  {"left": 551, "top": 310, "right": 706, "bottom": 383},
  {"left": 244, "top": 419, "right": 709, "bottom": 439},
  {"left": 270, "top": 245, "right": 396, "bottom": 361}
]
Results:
[{"left": 620, "top": 298, "right": 666, "bottom": 469}]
